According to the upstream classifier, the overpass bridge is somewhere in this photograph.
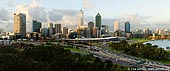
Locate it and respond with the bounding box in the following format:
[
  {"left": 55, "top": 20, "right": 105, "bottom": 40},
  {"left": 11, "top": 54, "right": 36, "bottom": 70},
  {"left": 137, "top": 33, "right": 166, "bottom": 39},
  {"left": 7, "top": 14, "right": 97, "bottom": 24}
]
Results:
[{"left": 62, "top": 37, "right": 120, "bottom": 44}]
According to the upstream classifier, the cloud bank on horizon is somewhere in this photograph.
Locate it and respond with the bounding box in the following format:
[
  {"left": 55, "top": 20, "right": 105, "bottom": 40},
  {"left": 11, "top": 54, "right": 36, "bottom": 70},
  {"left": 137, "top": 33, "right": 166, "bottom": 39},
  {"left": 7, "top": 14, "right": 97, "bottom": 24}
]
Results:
[{"left": 0, "top": 0, "right": 170, "bottom": 32}]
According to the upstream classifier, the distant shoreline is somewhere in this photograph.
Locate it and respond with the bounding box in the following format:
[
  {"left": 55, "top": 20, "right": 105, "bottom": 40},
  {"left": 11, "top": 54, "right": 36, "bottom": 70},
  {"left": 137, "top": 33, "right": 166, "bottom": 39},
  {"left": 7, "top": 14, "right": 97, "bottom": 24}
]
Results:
[{"left": 143, "top": 40, "right": 170, "bottom": 50}]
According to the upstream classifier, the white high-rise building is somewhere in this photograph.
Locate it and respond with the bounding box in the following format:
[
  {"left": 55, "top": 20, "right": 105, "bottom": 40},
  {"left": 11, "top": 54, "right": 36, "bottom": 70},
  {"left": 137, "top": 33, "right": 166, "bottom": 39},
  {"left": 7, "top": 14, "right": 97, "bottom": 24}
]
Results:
[
  {"left": 143, "top": 28, "right": 150, "bottom": 34},
  {"left": 78, "top": 10, "right": 84, "bottom": 28},
  {"left": 114, "top": 21, "right": 119, "bottom": 31},
  {"left": 62, "top": 27, "right": 68, "bottom": 35},
  {"left": 14, "top": 13, "right": 26, "bottom": 38}
]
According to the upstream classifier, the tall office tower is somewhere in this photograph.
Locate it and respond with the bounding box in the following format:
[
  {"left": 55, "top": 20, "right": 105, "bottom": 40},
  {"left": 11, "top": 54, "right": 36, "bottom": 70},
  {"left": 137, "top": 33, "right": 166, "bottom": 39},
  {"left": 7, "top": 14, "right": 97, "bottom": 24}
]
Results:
[
  {"left": 155, "top": 28, "right": 159, "bottom": 34},
  {"left": 40, "top": 28, "right": 48, "bottom": 37},
  {"left": 48, "top": 23, "right": 53, "bottom": 37},
  {"left": 84, "top": 27, "right": 90, "bottom": 38},
  {"left": 62, "top": 27, "right": 68, "bottom": 35},
  {"left": 77, "top": 28, "right": 84, "bottom": 38},
  {"left": 164, "top": 29, "right": 169, "bottom": 35},
  {"left": 160, "top": 30, "right": 166, "bottom": 35},
  {"left": 101, "top": 25, "right": 108, "bottom": 31},
  {"left": 88, "top": 22, "right": 94, "bottom": 28},
  {"left": 88, "top": 22, "right": 94, "bottom": 37},
  {"left": 152, "top": 33, "right": 155, "bottom": 40},
  {"left": 92, "top": 27, "right": 99, "bottom": 38},
  {"left": 135, "top": 29, "right": 143, "bottom": 34},
  {"left": 14, "top": 13, "right": 26, "bottom": 38},
  {"left": 78, "top": 9, "right": 84, "bottom": 28},
  {"left": 101, "top": 25, "right": 109, "bottom": 34},
  {"left": 95, "top": 13, "right": 101, "bottom": 30},
  {"left": 114, "top": 21, "right": 119, "bottom": 31},
  {"left": 32, "top": 20, "right": 42, "bottom": 33},
  {"left": 53, "top": 27, "right": 56, "bottom": 35},
  {"left": 144, "top": 28, "right": 150, "bottom": 34},
  {"left": 55, "top": 24, "right": 61, "bottom": 34},
  {"left": 158, "top": 29, "right": 162, "bottom": 35},
  {"left": 125, "top": 22, "right": 130, "bottom": 33}
]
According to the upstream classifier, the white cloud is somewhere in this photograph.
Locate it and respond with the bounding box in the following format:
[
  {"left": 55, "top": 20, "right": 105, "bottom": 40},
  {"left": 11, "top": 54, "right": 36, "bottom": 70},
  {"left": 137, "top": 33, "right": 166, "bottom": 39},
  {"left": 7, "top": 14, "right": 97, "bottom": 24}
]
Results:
[
  {"left": 15, "top": 0, "right": 47, "bottom": 32},
  {"left": 4, "top": 22, "right": 13, "bottom": 32},
  {"left": 62, "top": 15, "right": 77, "bottom": 29},
  {"left": 1, "top": 0, "right": 170, "bottom": 32},
  {"left": 14, "top": 0, "right": 80, "bottom": 32},
  {"left": 83, "top": 0, "right": 93, "bottom": 10},
  {"left": 0, "top": 0, "right": 15, "bottom": 7},
  {"left": 15, "top": 0, "right": 47, "bottom": 23},
  {"left": 30, "top": 0, "right": 41, "bottom": 8},
  {"left": 109, "top": 13, "right": 170, "bottom": 31},
  {"left": 29, "top": 7, "right": 47, "bottom": 22},
  {"left": 5, "top": 0, "right": 15, "bottom": 7},
  {"left": 0, "top": 8, "right": 12, "bottom": 21},
  {"left": 0, "top": 8, "right": 13, "bottom": 32},
  {"left": 115, "top": 13, "right": 152, "bottom": 31},
  {"left": 48, "top": 9, "right": 77, "bottom": 22}
]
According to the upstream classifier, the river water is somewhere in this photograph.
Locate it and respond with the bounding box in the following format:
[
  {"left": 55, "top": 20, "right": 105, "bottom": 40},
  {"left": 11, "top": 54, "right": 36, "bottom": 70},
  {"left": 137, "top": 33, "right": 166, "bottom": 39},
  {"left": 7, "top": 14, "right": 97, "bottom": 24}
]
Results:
[{"left": 143, "top": 40, "right": 170, "bottom": 50}]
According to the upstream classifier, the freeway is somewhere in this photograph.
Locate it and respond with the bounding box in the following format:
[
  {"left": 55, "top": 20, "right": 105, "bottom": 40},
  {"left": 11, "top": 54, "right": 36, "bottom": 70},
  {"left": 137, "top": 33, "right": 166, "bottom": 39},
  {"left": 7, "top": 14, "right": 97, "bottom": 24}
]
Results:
[
  {"left": 75, "top": 43, "right": 170, "bottom": 71},
  {"left": 13, "top": 40, "right": 170, "bottom": 70}
]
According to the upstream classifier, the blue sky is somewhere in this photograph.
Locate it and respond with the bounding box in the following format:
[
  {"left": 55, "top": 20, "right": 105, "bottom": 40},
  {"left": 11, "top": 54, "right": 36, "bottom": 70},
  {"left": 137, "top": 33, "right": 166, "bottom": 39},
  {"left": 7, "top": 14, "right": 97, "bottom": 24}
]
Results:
[
  {"left": 2, "top": 0, "right": 170, "bottom": 19},
  {"left": 38, "top": 0, "right": 170, "bottom": 19},
  {"left": 0, "top": 0, "right": 170, "bottom": 32}
]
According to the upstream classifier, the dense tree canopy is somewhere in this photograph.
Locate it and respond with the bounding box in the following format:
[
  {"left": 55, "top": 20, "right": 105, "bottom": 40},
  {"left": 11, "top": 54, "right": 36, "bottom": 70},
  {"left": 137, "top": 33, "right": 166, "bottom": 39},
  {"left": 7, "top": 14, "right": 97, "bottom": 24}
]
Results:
[
  {"left": 0, "top": 43, "right": 131, "bottom": 71},
  {"left": 109, "top": 40, "right": 170, "bottom": 61}
]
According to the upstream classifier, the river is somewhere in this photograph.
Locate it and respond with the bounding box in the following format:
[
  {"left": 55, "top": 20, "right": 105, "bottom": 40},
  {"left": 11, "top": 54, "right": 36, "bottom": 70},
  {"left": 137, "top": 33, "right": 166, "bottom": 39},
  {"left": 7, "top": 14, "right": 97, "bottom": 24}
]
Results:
[{"left": 143, "top": 40, "right": 170, "bottom": 50}]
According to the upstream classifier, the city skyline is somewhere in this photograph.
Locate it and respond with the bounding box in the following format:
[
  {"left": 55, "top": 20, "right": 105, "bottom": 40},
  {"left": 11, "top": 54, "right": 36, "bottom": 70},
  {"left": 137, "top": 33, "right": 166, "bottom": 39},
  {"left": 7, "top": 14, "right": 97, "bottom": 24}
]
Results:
[{"left": 1, "top": 0, "right": 170, "bottom": 32}]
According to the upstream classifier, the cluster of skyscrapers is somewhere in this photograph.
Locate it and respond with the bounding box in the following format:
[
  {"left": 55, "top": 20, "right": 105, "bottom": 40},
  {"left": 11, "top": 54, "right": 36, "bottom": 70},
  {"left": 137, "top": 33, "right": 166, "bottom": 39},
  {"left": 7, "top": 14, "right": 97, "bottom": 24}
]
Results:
[
  {"left": 70, "top": 10, "right": 131, "bottom": 39},
  {"left": 11, "top": 10, "right": 132, "bottom": 40},
  {"left": 6, "top": 10, "right": 170, "bottom": 40},
  {"left": 75, "top": 10, "right": 104, "bottom": 38},
  {"left": 13, "top": 13, "right": 68, "bottom": 40},
  {"left": 33, "top": 22, "right": 68, "bottom": 40}
]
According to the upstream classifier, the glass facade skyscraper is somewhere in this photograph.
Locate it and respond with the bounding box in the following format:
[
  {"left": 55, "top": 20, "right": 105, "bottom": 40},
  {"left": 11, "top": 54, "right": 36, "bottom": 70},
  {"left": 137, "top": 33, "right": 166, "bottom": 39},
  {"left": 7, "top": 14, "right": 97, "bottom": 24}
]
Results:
[
  {"left": 125, "top": 22, "right": 130, "bottom": 33},
  {"left": 32, "top": 20, "right": 42, "bottom": 33},
  {"left": 95, "top": 13, "right": 101, "bottom": 30}
]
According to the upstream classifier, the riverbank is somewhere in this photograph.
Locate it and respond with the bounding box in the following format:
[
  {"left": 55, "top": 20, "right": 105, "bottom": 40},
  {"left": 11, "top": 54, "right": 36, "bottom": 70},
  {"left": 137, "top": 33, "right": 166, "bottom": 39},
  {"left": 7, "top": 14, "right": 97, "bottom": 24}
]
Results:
[
  {"left": 143, "top": 40, "right": 170, "bottom": 50},
  {"left": 127, "top": 38, "right": 149, "bottom": 44},
  {"left": 108, "top": 40, "right": 170, "bottom": 64},
  {"left": 109, "top": 46, "right": 170, "bottom": 64}
]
